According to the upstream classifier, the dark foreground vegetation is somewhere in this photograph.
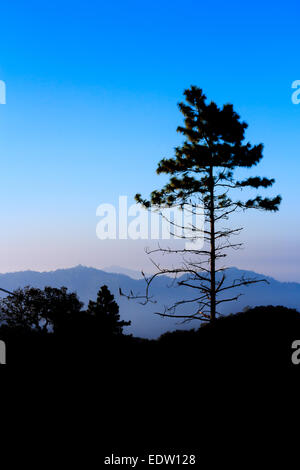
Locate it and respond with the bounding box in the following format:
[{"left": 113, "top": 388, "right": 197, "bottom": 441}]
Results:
[
  {"left": 2, "top": 285, "right": 298, "bottom": 457},
  {"left": 0, "top": 284, "right": 299, "bottom": 374}
]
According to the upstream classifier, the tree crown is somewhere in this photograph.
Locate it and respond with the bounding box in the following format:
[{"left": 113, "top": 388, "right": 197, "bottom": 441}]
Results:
[{"left": 136, "top": 85, "right": 281, "bottom": 212}]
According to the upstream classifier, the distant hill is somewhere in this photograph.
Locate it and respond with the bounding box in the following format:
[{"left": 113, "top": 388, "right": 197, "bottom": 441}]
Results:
[
  {"left": 0, "top": 265, "right": 299, "bottom": 338},
  {"left": 103, "top": 265, "right": 150, "bottom": 280}
]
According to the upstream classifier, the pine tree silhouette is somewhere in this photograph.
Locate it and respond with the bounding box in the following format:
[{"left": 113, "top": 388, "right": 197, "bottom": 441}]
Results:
[
  {"left": 87, "top": 285, "right": 130, "bottom": 336},
  {"left": 135, "top": 85, "right": 282, "bottom": 322}
]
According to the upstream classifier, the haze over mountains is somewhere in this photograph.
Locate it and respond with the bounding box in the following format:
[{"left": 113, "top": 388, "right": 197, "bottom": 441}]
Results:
[
  {"left": 103, "top": 266, "right": 149, "bottom": 280},
  {"left": 0, "top": 265, "right": 299, "bottom": 338}
]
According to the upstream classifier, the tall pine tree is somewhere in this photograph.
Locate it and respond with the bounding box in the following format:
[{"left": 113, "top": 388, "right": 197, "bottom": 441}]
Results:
[{"left": 135, "top": 86, "right": 281, "bottom": 322}]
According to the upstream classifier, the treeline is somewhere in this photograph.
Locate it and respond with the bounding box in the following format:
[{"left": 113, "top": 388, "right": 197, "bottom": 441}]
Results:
[
  {"left": 0, "top": 284, "right": 131, "bottom": 365},
  {"left": 0, "top": 284, "right": 299, "bottom": 371}
]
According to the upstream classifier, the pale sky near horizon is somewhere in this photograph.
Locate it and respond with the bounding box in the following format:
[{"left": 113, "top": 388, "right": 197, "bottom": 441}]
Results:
[{"left": 0, "top": 1, "right": 299, "bottom": 282}]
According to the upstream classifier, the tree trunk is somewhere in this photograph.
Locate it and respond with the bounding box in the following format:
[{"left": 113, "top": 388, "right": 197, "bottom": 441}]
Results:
[{"left": 209, "top": 166, "right": 216, "bottom": 322}]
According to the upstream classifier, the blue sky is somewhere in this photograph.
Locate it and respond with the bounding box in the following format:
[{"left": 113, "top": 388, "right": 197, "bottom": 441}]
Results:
[{"left": 0, "top": 0, "right": 299, "bottom": 280}]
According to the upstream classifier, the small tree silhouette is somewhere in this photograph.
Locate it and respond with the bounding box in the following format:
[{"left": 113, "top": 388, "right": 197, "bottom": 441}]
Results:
[
  {"left": 0, "top": 286, "right": 83, "bottom": 333},
  {"left": 87, "top": 285, "right": 130, "bottom": 336}
]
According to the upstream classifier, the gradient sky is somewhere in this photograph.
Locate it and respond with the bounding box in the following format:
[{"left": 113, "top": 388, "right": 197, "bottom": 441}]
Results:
[{"left": 0, "top": 0, "right": 299, "bottom": 281}]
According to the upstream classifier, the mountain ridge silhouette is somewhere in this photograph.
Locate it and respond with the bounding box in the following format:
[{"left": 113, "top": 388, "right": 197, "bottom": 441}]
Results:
[{"left": 0, "top": 265, "right": 299, "bottom": 338}]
